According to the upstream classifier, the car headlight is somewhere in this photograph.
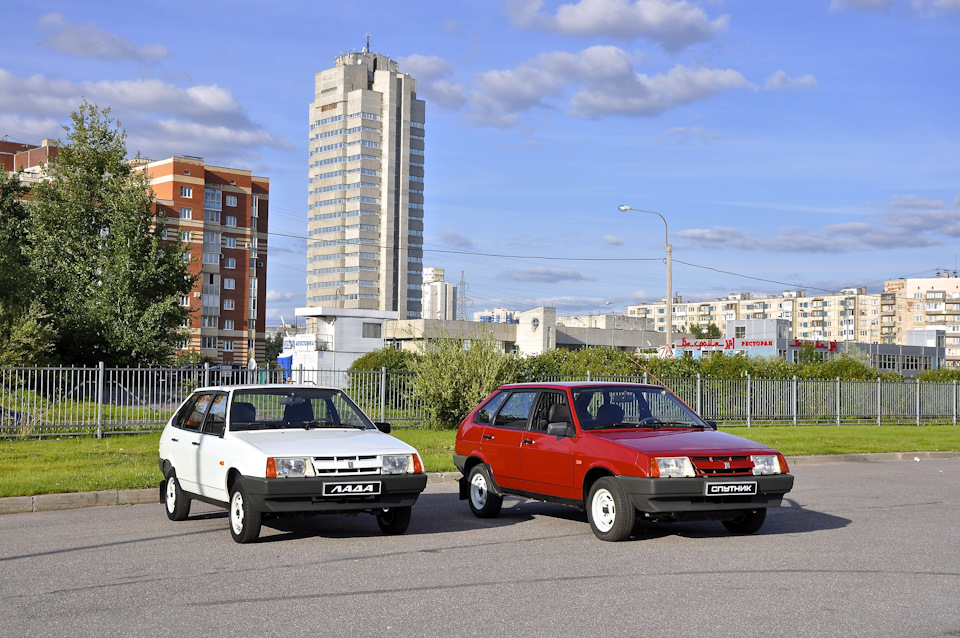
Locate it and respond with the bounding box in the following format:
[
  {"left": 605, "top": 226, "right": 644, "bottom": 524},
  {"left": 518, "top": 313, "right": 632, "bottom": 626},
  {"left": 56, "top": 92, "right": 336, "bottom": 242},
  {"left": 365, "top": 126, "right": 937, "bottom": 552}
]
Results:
[
  {"left": 382, "top": 454, "right": 413, "bottom": 475},
  {"left": 266, "top": 457, "right": 316, "bottom": 478},
  {"left": 751, "top": 454, "right": 782, "bottom": 475},
  {"left": 652, "top": 456, "right": 696, "bottom": 478}
]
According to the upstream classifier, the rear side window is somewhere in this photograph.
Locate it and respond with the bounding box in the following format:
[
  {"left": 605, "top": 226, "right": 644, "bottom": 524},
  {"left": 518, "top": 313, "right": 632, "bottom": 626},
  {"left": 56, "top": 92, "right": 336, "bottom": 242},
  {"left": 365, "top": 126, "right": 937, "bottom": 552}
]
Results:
[
  {"left": 493, "top": 392, "right": 537, "bottom": 429},
  {"left": 473, "top": 391, "right": 508, "bottom": 425}
]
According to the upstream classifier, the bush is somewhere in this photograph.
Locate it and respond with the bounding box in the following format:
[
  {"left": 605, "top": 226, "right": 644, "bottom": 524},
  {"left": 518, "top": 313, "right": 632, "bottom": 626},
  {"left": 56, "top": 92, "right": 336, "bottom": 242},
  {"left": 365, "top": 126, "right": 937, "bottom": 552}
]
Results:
[{"left": 411, "top": 333, "right": 518, "bottom": 429}]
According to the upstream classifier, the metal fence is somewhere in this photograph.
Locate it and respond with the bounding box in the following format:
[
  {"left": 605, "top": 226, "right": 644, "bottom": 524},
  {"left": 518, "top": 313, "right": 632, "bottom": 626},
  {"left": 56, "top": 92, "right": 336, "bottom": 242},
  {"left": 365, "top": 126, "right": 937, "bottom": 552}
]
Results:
[{"left": 1, "top": 364, "right": 957, "bottom": 437}]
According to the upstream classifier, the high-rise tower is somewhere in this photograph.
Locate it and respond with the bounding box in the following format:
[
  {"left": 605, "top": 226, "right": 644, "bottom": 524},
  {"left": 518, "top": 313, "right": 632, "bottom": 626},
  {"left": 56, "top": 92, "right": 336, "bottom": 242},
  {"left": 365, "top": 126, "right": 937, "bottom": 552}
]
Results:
[{"left": 307, "top": 41, "right": 425, "bottom": 319}]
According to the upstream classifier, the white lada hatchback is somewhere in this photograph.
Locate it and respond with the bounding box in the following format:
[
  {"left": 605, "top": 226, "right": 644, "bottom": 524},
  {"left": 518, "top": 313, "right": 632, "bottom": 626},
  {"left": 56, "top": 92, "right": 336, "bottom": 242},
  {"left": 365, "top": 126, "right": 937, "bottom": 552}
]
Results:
[{"left": 158, "top": 384, "right": 427, "bottom": 543}]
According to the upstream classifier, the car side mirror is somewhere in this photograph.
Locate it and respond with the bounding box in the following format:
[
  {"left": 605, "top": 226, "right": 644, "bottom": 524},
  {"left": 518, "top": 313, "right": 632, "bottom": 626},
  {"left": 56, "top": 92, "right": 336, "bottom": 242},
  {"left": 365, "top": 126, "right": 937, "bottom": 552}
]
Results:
[
  {"left": 546, "top": 421, "right": 573, "bottom": 437},
  {"left": 374, "top": 422, "right": 392, "bottom": 434},
  {"left": 705, "top": 420, "right": 718, "bottom": 430}
]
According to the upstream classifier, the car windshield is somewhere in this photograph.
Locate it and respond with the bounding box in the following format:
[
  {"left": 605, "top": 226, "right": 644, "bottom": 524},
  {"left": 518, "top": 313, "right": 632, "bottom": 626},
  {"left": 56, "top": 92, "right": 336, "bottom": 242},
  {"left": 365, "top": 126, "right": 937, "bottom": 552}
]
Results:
[
  {"left": 229, "top": 388, "right": 375, "bottom": 432},
  {"left": 572, "top": 386, "right": 708, "bottom": 430}
]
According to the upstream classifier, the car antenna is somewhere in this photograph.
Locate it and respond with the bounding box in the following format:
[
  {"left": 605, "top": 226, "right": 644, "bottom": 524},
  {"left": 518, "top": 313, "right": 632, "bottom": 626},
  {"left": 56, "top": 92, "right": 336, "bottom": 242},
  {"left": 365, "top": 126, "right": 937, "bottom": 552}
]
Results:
[{"left": 627, "top": 356, "right": 701, "bottom": 416}]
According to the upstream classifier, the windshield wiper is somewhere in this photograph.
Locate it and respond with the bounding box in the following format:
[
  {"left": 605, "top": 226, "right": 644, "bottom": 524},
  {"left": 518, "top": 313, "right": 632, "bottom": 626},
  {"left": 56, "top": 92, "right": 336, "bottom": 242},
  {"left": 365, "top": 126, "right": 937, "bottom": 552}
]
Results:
[{"left": 299, "top": 420, "right": 367, "bottom": 430}]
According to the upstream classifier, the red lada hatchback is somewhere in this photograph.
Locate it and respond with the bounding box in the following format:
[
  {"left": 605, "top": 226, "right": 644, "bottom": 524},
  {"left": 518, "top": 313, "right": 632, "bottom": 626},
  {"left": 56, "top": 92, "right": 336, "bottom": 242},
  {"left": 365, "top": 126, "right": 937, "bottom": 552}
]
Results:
[{"left": 454, "top": 382, "right": 794, "bottom": 541}]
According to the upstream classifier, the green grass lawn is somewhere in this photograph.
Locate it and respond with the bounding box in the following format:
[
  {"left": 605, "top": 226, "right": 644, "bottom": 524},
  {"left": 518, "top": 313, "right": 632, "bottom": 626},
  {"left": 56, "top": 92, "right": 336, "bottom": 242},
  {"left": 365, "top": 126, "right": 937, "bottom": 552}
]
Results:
[{"left": 1, "top": 424, "right": 958, "bottom": 498}]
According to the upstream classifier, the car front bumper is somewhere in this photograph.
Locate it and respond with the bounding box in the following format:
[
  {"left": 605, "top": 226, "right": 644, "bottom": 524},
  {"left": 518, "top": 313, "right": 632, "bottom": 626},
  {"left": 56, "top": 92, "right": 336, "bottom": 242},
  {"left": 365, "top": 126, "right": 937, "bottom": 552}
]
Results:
[
  {"left": 237, "top": 473, "right": 429, "bottom": 514},
  {"left": 618, "top": 473, "right": 795, "bottom": 516}
]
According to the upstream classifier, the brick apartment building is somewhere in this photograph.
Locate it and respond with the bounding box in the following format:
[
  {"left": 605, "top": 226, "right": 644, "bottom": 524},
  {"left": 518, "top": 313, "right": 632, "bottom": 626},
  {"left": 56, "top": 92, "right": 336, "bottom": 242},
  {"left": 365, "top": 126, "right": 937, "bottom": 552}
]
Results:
[
  {"left": 6, "top": 140, "right": 269, "bottom": 365},
  {"left": 137, "top": 156, "right": 269, "bottom": 366}
]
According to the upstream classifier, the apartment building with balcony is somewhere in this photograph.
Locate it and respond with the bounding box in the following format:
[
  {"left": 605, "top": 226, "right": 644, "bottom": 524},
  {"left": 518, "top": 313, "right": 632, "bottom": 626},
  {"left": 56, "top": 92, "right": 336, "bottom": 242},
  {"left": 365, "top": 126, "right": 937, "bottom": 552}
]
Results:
[
  {"left": 306, "top": 42, "right": 425, "bottom": 322},
  {"left": 138, "top": 156, "right": 269, "bottom": 365}
]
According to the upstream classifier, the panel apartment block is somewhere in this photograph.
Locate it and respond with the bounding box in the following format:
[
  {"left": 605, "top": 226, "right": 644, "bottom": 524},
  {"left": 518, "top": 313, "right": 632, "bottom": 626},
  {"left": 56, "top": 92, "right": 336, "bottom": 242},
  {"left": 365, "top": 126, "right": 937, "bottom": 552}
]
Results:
[
  {"left": 140, "top": 157, "right": 269, "bottom": 365},
  {"left": 307, "top": 45, "right": 424, "bottom": 319}
]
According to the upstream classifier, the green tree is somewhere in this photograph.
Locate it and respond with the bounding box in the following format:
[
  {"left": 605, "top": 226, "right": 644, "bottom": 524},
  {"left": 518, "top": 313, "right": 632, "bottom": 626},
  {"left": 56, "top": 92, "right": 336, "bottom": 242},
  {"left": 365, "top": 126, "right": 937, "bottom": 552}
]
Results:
[
  {"left": 689, "top": 323, "right": 722, "bottom": 339},
  {"left": 24, "top": 102, "right": 194, "bottom": 366},
  {"left": 264, "top": 333, "right": 286, "bottom": 364},
  {"left": 411, "top": 333, "right": 518, "bottom": 428},
  {"left": 349, "top": 346, "right": 417, "bottom": 372}
]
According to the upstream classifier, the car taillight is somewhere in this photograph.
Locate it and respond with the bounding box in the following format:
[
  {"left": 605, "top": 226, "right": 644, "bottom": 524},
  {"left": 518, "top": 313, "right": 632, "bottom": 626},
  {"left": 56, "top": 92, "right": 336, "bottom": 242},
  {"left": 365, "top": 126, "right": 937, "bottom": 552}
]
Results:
[{"left": 266, "top": 458, "right": 277, "bottom": 478}]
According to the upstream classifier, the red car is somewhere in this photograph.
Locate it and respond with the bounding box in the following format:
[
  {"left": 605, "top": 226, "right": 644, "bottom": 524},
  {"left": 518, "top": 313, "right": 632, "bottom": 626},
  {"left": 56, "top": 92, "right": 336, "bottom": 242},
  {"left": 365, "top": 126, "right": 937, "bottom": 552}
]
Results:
[{"left": 453, "top": 382, "right": 794, "bottom": 541}]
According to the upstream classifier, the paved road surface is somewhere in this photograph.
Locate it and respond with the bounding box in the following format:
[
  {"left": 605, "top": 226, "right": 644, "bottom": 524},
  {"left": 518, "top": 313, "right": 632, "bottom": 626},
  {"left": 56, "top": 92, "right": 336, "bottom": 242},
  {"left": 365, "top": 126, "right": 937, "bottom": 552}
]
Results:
[{"left": 1, "top": 458, "right": 958, "bottom": 638}]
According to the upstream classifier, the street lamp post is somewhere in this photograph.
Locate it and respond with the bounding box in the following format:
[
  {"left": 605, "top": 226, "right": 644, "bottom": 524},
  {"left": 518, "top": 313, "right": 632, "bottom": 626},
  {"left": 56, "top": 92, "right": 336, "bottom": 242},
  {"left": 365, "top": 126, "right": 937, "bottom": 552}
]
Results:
[{"left": 618, "top": 205, "right": 672, "bottom": 353}]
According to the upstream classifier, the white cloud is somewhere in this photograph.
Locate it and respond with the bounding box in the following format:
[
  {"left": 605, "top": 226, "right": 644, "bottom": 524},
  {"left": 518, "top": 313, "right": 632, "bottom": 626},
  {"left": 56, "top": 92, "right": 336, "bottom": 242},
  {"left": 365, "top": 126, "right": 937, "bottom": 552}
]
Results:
[
  {"left": 462, "top": 46, "right": 754, "bottom": 126},
  {"left": 765, "top": 70, "right": 818, "bottom": 93},
  {"left": 0, "top": 67, "right": 291, "bottom": 166},
  {"left": 36, "top": 13, "right": 170, "bottom": 62},
  {"left": 506, "top": 0, "right": 729, "bottom": 51},
  {"left": 602, "top": 235, "right": 623, "bottom": 245},
  {"left": 438, "top": 230, "right": 474, "bottom": 248},
  {"left": 502, "top": 267, "right": 596, "bottom": 283},
  {"left": 266, "top": 290, "right": 296, "bottom": 302},
  {"left": 675, "top": 192, "right": 960, "bottom": 252},
  {"left": 399, "top": 54, "right": 468, "bottom": 109},
  {"left": 912, "top": 0, "right": 960, "bottom": 13}
]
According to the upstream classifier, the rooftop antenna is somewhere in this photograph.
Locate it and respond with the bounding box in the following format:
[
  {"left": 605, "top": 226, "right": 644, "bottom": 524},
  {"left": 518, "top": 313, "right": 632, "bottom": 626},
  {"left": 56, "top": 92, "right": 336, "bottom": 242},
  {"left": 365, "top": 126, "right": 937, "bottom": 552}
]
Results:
[{"left": 363, "top": 33, "right": 370, "bottom": 53}]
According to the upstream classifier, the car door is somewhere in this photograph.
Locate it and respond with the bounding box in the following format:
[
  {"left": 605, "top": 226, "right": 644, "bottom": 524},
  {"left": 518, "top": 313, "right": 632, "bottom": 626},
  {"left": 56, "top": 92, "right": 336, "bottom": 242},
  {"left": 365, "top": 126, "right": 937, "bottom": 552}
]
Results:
[
  {"left": 196, "top": 392, "right": 230, "bottom": 502},
  {"left": 166, "top": 393, "right": 212, "bottom": 494},
  {"left": 521, "top": 390, "right": 577, "bottom": 499},
  {"left": 481, "top": 390, "right": 538, "bottom": 491}
]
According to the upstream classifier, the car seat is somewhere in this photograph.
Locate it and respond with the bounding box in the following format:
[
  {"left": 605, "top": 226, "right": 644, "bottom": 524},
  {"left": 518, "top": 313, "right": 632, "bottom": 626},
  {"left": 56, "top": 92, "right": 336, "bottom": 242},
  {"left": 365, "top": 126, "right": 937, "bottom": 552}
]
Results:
[{"left": 595, "top": 402, "right": 624, "bottom": 425}]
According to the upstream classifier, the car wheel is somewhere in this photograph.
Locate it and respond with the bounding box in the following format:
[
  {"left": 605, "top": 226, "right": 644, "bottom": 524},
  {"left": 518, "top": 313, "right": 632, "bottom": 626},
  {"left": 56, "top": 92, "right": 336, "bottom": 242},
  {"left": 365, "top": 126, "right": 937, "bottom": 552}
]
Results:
[
  {"left": 164, "top": 472, "right": 191, "bottom": 521},
  {"left": 229, "top": 483, "right": 262, "bottom": 543},
  {"left": 467, "top": 465, "right": 503, "bottom": 518},
  {"left": 376, "top": 506, "right": 412, "bottom": 534},
  {"left": 587, "top": 477, "right": 635, "bottom": 542},
  {"left": 722, "top": 508, "right": 766, "bottom": 534}
]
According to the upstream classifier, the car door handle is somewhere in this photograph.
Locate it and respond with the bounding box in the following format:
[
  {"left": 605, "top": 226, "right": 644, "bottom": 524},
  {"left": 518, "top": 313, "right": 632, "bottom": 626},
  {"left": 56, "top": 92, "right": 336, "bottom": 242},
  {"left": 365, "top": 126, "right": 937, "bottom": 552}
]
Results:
[
  {"left": 482, "top": 434, "right": 495, "bottom": 440},
  {"left": 170, "top": 438, "right": 179, "bottom": 443},
  {"left": 522, "top": 439, "right": 535, "bottom": 445},
  {"left": 192, "top": 441, "right": 200, "bottom": 446}
]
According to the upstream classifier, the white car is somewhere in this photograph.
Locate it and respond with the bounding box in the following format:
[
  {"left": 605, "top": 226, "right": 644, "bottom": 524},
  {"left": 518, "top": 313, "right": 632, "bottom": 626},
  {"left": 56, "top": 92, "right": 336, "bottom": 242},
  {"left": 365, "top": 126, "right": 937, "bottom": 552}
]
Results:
[{"left": 158, "top": 384, "right": 428, "bottom": 543}]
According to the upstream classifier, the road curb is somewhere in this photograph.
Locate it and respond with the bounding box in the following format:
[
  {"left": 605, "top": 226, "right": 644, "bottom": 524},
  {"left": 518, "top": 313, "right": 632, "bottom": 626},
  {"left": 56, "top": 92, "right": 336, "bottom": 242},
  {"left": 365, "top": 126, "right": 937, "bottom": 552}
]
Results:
[{"left": 2, "top": 454, "right": 958, "bottom": 515}]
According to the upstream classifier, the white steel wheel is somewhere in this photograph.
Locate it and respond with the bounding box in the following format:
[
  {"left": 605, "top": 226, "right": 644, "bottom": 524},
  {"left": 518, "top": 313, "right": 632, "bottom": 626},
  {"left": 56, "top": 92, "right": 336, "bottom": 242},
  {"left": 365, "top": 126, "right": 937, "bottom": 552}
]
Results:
[
  {"left": 229, "top": 483, "right": 262, "bottom": 544},
  {"left": 590, "top": 487, "right": 617, "bottom": 533},
  {"left": 586, "top": 477, "right": 635, "bottom": 542},
  {"left": 467, "top": 465, "right": 502, "bottom": 518},
  {"left": 164, "top": 472, "right": 190, "bottom": 521}
]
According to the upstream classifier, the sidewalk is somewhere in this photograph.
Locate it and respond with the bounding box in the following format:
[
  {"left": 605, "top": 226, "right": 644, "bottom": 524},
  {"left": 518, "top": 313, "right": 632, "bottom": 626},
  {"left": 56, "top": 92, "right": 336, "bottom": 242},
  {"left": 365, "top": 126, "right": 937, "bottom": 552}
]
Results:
[{"left": 2, "top": 454, "right": 958, "bottom": 515}]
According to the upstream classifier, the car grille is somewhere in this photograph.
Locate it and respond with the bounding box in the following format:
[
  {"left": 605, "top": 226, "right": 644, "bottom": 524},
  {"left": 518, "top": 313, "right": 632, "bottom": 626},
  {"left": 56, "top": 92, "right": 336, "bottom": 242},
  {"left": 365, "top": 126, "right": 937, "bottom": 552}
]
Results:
[
  {"left": 311, "top": 455, "right": 381, "bottom": 475},
  {"left": 690, "top": 455, "right": 753, "bottom": 476}
]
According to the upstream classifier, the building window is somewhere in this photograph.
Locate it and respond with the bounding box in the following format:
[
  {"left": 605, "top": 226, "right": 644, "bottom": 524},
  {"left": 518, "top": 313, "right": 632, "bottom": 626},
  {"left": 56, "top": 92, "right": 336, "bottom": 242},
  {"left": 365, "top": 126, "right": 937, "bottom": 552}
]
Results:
[
  {"left": 735, "top": 326, "right": 746, "bottom": 338},
  {"left": 202, "top": 252, "right": 220, "bottom": 265},
  {"left": 178, "top": 295, "right": 190, "bottom": 307},
  {"left": 225, "top": 257, "right": 236, "bottom": 269},
  {"left": 251, "top": 197, "right": 259, "bottom": 218},
  {"left": 204, "top": 210, "right": 220, "bottom": 223},
  {"left": 362, "top": 322, "right": 382, "bottom": 339},
  {"left": 225, "top": 215, "right": 237, "bottom": 227},
  {"left": 179, "top": 207, "right": 191, "bottom": 219},
  {"left": 204, "top": 187, "right": 222, "bottom": 210},
  {"left": 180, "top": 231, "right": 191, "bottom": 242},
  {"left": 225, "top": 236, "right": 237, "bottom": 249},
  {"left": 223, "top": 299, "right": 235, "bottom": 311},
  {"left": 226, "top": 195, "right": 238, "bottom": 207},
  {"left": 180, "top": 186, "right": 192, "bottom": 198},
  {"left": 223, "top": 340, "right": 234, "bottom": 352},
  {"left": 201, "top": 316, "right": 218, "bottom": 328},
  {"left": 201, "top": 337, "right": 217, "bottom": 350},
  {"left": 224, "top": 319, "right": 235, "bottom": 330},
  {"left": 223, "top": 278, "right": 236, "bottom": 290}
]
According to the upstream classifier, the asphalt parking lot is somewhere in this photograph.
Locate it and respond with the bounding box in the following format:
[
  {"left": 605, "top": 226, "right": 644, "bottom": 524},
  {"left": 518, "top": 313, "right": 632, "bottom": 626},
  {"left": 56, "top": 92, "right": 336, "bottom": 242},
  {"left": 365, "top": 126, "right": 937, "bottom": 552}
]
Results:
[{"left": 1, "top": 457, "right": 958, "bottom": 638}]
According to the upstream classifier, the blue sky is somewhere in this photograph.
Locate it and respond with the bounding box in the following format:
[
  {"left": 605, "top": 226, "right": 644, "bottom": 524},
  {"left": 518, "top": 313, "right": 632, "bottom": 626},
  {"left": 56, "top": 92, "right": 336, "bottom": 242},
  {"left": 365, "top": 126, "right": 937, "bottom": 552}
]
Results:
[{"left": 2, "top": 0, "right": 959, "bottom": 323}]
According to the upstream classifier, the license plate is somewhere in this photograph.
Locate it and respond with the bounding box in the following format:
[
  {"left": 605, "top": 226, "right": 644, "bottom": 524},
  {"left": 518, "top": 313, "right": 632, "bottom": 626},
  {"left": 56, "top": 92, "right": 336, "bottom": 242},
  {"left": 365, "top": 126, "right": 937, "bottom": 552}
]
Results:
[
  {"left": 323, "top": 481, "right": 381, "bottom": 496},
  {"left": 704, "top": 481, "right": 757, "bottom": 496}
]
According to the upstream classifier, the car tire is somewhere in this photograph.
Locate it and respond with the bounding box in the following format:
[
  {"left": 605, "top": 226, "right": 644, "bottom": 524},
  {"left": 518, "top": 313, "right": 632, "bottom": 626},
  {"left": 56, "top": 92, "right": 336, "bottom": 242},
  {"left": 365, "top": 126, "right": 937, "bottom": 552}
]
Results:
[
  {"left": 376, "top": 506, "right": 412, "bottom": 534},
  {"left": 164, "top": 472, "right": 191, "bottom": 521},
  {"left": 587, "top": 477, "right": 635, "bottom": 542},
  {"left": 467, "top": 464, "right": 503, "bottom": 518},
  {"left": 229, "top": 482, "right": 262, "bottom": 544},
  {"left": 722, "top": 508, "right": 766, "bottom": 534}
]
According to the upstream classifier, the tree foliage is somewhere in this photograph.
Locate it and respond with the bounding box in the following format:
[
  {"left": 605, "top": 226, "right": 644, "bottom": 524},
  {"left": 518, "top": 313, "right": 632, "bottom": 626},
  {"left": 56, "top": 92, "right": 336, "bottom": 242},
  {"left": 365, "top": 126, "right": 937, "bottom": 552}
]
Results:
[
  {"left": 349, "top": 347, "right": 417, "bottom": 372},
  {"left": 19, "top": 102, "right": 194, "bottom": 366}
]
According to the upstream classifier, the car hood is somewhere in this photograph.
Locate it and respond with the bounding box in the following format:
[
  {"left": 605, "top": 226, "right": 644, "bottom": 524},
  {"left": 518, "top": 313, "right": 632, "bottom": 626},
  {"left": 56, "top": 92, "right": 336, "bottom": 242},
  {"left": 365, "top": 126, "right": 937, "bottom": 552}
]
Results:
[
  {"left": 230, "top": 428, "right": 418, "bottom": 457},
  {"left": 587, "top": 428, "right": 780, "bottom": 457}
]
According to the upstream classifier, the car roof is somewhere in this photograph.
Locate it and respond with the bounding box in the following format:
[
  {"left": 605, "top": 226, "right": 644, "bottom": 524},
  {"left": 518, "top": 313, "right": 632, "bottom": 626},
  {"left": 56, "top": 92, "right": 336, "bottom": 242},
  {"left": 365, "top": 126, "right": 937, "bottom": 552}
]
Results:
[
  {"left": 192, "top": 384, "right": 342, "bottom": 392},
  {"left": 497, "top": 381, "right": 663, "bottom": 390}
]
